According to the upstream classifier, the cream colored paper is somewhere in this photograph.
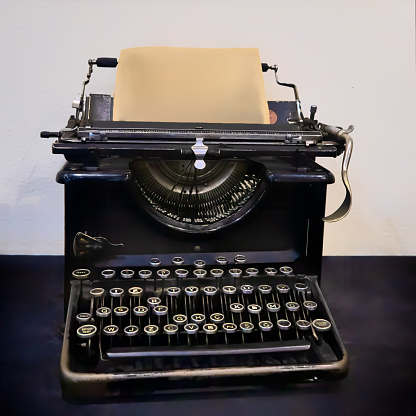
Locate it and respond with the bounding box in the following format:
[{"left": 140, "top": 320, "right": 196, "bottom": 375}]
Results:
[{"left": 113, "top": 47, "right": 269, "bottom": 124}]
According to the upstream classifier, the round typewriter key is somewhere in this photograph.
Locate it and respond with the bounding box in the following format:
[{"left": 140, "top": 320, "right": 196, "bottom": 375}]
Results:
[
  {"left": 277, "top": 319, "right": 292, "bottom": 330},
  {"left": 90, "top": 287, "right": 105, "bottom": 297},
  {"left": 279, "top": 266, "right": 293, "bottom": 275},
  {"left": 101, "top": 269, "right": 116, "bottom": 279},
  {"left": 304, "top": 300, "right": 318, "bottom": 311},
  {"left": 266, "top": 302, "right": 281, "bottom": 313},
  {"left": 210, "top": 313, "right": 224, "bottom": 324},
  {"left": 203, "top": 286, "right": 217, "bottom": 296},
  {"left": 216, "top": 256, "right": 228, "bottom": 265},
  {"left": 223, "top": 285, "right": 237, "bottom": 295},
  {"left": 172, "top": 257, "right": 184, "bottom": 265},
  {"left": 167, "top": 287, "right": 181, "bottom": 296},
  {"left": 109, "top": 288, "right": 124, "bottom": 297},
  {"left": 76, "top": 312, "right": 91, "bottom": 323},
  {"left": 241, "top": 284, "right": 254, "bottom": 295},
  {"left": 96, "top": 307, "right": 111, "bottom": 318},
  {"left": 103, "top": 324, "right": 119, "bottom": 336},
  {"left": 223, "top": 323, "right": 237, "bottom": 333},
  {"left": 230, "top": 303, "right": 245, "bottom": 313},
  {"left": 259, "top": 321, "right": 273, "bottom": 332},
  {"left": 133, "top": 305, "right": 148, "bottom": 317},
  {"left": 191, "top": 313, "right": 206, "bottom": 324},
  {"left": 210, "top": 268, "right": 224, "bottom": 278},
  {"left": 184, "top": 323, "right": 199, "bottom": 334},
  {"left": 157, "top": 269, "right": 171, "bottom": 279},
  {"left": 276, "top": 284, "right": 290, "bottom": 294},
  {"left": 124, "top": 325, "right": 139, "bottom": 336},
  {"left": 175, "top": 268, "right": 189, "bottom": 278},
  {"left": 296, "top": 320, "right": 311, "bottom": 330},
  {"left": 286, "top": 301, "right": 300, "bottom": 312},
  {"left": 147, "top": 297, "right": 161, "bottom": 307},
  {"left": 203, "top": 323, "right": 218, "bottom": 335},
  {"left": 240, "top": 322, "right": 254, "bottom": 333},
  {"left": 72, "top": 269, "right": 90, "bottom": 279},
  {"left": 264, "top": 267, "right": 277, "bottom": 276},
  {"left": 193, "top": 269, "right": 207, "bottom": 279},
  {"left": 246, "top": 267, "right": 259, "bottom": 276},
  {"left": 164, "top": 324, "right": 178, "bottom": 335},
  {"left": 294, "top": 282, "right": 309, "bottom": 292},
  {"left": 173, "top": 314, "right": 188, "bottom": 325},
  {"left": 114, "top": 306, "right": 129, "bottom": 316},
  {"left": 312, "top": 319, "right": 332, "bottom": 332},
  {"left": 234, "top": 254, "right": 247, "bottom": 264},
  {"left": 229, "top": 268, "right": 242, "bottom": 278},
  {"left": 121, "top": 269, "right": 134, "bottom": 279},
  {"left": 194, "top": 259, "right": 206, "bottom": 268},
  {"left": 149, "top": 258, "right": 162, "bottom": 267},
  {"left": 153, "top": 305, "right": 168, "bottom": 316},
  {"left": 258, "top": 284, "right": 272, "bottom": 294},
  {"left": 185, "top": 286, "right": 198, "bottom": 296},
  {"left": 139, "top": 269, "right": 152, "bottom": 279},
  {"left": 144, "top": 325, "right": 159, "bottom": 336},
  {"left": 77, "top": 324, "right": 97, "bottom": 339},
  {"left": 248, "top": 304, "right": 262, "bottom": 314},
  {"left": 128, "top": 287, "right": 143, "bottom": 297}
]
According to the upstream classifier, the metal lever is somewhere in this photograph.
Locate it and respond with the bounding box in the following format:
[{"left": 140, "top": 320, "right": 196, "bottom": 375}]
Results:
[
  {"left": 73, "top": 232, "right": 124, "bottom": 257},
  {"left": 73, "top": 57, "right": 118, "bottom": 123},
  {"left": 191, "top": 137, "right": 208, "bottom": 170},
  {"left": 321, "top": 125, "right": 354, "bottom": 222}
]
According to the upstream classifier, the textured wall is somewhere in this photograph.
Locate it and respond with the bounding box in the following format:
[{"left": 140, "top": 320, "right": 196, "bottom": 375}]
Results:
[{"left": 1, "top": 0, "right": 415, "bottom": 255}]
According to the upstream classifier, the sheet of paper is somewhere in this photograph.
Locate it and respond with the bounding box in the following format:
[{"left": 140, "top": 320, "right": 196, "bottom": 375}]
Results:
[{"left": 113, "top": 47, "right": 269, "bottom": 124}]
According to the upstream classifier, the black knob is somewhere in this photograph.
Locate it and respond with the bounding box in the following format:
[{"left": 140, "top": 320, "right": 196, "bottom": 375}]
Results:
[
  {"left": 310, "top": 105, "right": 317, "bottom": 121},
  {"left": 40, "top": 131, "right": 60, "bottom": 138}
]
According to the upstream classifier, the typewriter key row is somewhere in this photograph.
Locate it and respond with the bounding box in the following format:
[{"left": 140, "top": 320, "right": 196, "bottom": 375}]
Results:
[
  {"left": 73, "top": 265, "right": 295, "bottom": 280},
  {"left": 77, "top": 318, "right": 331, "bottom": 339}
]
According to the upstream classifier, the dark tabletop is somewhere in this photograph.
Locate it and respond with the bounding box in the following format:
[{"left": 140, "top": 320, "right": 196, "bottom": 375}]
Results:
[{"left": 1, "top": 256, "right": 415, "bottom": 416}]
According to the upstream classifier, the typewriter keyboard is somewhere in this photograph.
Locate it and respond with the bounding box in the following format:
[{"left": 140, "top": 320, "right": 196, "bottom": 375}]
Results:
[{"left": 68, "top": 264, "right": 340, "bottom": 371}]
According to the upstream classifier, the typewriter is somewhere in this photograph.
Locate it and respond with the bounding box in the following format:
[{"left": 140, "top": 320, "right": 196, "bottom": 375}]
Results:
[{"left": 42, "top": 49, "right": 353, "bottom": 401}]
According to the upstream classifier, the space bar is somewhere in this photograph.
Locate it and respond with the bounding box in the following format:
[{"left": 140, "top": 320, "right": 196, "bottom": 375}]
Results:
[{"left": 107, "top": 340, "right": 310, "bottom": 358}]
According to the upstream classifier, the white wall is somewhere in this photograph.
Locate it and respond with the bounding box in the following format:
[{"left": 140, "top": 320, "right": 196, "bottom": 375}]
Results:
[{"left": 1, "top": 0, "right": 415, "bottom": 255}]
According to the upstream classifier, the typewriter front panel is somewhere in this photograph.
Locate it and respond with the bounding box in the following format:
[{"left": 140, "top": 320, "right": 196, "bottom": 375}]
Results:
[{"left": 59, "top": 156, "right": 347, "bottom": 400}]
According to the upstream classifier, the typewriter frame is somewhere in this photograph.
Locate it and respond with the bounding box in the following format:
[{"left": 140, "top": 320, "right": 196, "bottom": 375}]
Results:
[{"left": 45, "top": 58, "right": 351, "bottom": 400}]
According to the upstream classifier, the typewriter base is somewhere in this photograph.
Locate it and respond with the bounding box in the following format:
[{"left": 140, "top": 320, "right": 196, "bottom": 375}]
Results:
[
  {"left": 60, "top": 368, "right": 347, "bottom": 403},
  {"left": 61, "top": 276, "right": 347, "bottom": 401}
]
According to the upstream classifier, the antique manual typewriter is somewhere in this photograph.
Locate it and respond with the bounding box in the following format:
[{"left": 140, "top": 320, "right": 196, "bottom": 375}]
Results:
[{"left": 42, "top": 47, "right": 353, "bottom": 401}]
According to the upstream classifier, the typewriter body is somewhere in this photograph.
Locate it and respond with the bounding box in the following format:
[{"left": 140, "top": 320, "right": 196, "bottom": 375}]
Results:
[{"left": 43, "top": 53, "right": 353, "bottom": 400}]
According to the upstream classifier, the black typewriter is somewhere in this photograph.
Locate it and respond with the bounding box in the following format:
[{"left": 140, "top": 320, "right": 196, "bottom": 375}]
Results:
[{"left": 42, "top": 54, "right": 353, "bottom": 401}]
